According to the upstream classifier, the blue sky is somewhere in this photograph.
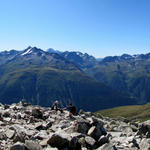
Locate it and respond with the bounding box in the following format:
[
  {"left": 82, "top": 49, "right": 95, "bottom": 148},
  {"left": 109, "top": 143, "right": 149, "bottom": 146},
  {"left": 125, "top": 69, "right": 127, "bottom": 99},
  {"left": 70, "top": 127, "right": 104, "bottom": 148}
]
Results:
[{"left": 0, "top": 0, "right": 150, "bottom": 57}]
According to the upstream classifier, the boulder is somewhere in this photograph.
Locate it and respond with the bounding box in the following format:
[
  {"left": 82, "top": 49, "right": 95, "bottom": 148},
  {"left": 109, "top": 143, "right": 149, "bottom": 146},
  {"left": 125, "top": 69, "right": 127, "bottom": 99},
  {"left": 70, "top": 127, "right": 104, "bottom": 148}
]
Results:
[
  {"left": 137, "top": 121, "right": 150, "bottom": 136},
  {"left": 31, "top": 108, "right": 43, "bottom": 119},
  {"left": 74, "top": 120, "right": 90, "bottom": 134},
  {"left": 47, "top": 134, "right": 69, "bottom": 149},
  {"left": 85, "top": 136, "right": 96, "bottom": 147},
  {"left": 87, "top": 126, "right": 102, "bottom": 140}
]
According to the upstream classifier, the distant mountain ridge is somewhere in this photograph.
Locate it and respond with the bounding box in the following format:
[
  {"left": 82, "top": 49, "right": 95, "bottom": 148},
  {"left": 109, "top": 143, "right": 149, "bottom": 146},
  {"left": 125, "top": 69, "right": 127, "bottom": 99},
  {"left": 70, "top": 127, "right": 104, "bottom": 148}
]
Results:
[
  {"left": 2, "top": 47, "right": 150, "bottom": 63},
  {"left": 47, "top": 48, "right": 62, "bottom": 54},
  {"left": 102, "top": 53, "right": 150, "bottom": 63},
  {"left": 60, "top": 51, "right": 97, "bottom": 70}
]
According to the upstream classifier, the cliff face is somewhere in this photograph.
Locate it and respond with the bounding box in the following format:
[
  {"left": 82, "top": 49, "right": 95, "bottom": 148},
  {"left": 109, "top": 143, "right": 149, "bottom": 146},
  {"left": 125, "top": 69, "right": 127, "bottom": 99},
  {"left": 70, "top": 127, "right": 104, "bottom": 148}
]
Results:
[{"left": 0, "top": 102, "right": 150, "bottom": 150}]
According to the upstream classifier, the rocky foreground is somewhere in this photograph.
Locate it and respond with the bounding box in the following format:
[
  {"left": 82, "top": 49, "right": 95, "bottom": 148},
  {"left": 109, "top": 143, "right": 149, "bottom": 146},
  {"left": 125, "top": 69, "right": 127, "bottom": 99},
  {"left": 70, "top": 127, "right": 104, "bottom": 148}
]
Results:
[{"left": 0, "top": 102, "right": 150, "bottom": 150}]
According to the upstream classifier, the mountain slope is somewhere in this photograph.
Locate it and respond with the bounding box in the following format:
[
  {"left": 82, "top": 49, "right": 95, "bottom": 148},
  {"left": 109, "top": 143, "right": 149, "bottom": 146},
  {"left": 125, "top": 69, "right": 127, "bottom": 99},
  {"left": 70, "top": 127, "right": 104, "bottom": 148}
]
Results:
[
  {"left": 83, "top": 53, "right": 150, "bottom": 105},
  {"left": 0, "top": 49, "right": 20, "bottom": 65},
  {"left": 0, "top": 66, "right": 136, "bottom": 111},
  {"left": 0, "top": 47, "right": 136, "bottom": 111}
]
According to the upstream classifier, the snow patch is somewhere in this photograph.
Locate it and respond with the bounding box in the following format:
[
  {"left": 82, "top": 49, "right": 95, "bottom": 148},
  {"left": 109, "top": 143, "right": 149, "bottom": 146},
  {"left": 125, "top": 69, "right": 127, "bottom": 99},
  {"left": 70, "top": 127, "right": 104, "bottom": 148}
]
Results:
[
  {"left": 76, "top": 52, "right": 84, "bottom": 57},
  {"left": 21, "top": 48, "right": 32, "bottom": 56}
]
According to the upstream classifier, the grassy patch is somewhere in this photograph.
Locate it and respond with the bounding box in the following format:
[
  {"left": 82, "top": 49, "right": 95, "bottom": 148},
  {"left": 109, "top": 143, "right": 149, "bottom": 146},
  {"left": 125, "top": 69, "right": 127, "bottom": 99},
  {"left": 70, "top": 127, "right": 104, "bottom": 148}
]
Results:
[{"left": 95, "top": 103, "right": 150, "bottom": 121}]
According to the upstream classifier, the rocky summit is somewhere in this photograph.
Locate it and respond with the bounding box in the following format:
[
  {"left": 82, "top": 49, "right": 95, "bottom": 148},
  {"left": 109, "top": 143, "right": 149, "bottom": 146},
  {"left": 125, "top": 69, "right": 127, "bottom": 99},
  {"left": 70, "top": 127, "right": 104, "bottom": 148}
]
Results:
[{"left": 0, "top": 102, "right": 150, "bottom": 150}]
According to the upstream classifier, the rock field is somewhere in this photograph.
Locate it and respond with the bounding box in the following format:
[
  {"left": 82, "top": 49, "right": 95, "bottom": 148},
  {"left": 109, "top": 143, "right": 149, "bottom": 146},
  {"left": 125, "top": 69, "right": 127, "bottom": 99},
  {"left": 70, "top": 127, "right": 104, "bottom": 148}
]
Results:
[{"left": 0, "top": 101, "right": 150, "bottom": 150}]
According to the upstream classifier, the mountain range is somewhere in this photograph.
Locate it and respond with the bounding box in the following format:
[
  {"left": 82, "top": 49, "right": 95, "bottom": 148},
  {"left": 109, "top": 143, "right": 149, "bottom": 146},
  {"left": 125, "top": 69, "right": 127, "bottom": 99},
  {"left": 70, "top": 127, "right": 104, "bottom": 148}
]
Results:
[
  {"left": 88, "top": 53, "right": 150, "bottom": 104},
  {"left": 1, "top": 46, "right": 150, "bottom": 111},
  {"left": 0, "top": 47, "right": 136, "bottom": 111},
  {"left": 50, "top": 48, "right": 150, "bottom": 105}
]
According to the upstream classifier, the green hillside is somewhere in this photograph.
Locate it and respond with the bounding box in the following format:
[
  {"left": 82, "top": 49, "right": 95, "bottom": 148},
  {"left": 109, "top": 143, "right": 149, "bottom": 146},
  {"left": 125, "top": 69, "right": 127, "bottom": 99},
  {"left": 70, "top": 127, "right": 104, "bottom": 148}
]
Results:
[
  {"left": 86, "top": 59, "right": 150, "bottom": 105},
  {"left": 0, "top": 66, "right": 137, "bottom": 111},
  {"left": 95, "top": 103, "right": 150, "bottom": 121}
]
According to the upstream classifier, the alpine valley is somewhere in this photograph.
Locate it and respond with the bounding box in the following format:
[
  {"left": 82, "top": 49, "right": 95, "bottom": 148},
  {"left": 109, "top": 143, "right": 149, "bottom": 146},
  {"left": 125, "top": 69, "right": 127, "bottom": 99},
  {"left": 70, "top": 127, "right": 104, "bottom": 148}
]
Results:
[{"left": 1, "top": 46, "right": 149, "bottom": 111}]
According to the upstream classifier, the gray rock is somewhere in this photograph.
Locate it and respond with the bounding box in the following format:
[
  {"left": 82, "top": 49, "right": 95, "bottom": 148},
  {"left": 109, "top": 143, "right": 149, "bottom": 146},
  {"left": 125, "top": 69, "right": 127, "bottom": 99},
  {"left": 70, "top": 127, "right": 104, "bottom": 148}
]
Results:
[
  {"left": 39, "top": 138, "right": 50, "bottom": 146},
  {"left": 13, "top": 130, "right": 26, "bottom": 143},
  {"left": 131, "top": 124, "right": 138, "bottom": 132},
  {"left": 4, "top": 104, "right": 10, "bottom": 110},
  {"left": 34, "top": 122, "right": 43, "bottom": 130},
  {"left": 34, "top": 130, "right": 49, "bottom": 140},
  {"left": 139, "top": 138, "right": 150, "bottom": 150},
  {"left": 0, "top": 112, "right": 3, "bottom": 121},
  {"left": 74, "top": 120, "right": 90, "bottom": 134},
  {"left": 81, "top": 148, "right": 88, "bottom": 150},
  {"left": 25, "top": 140, "right": 42, "bottom": 150},
  {"left": 96, "top": 143, "right": 117, "bottom": 150},
  {"left": 68, "top": 136, "right": 81, "bottom": 150},
  {"left": 87, "top": 126, "right": 102, "bottom": 140},
  {"left": 10, "top": 142, "right": 27, "bottom": 150},
  {"left": 43, "top": 145, "right": 58, "bottom": 150},
  {"left": 97, "top": 135, "right": 109, "bottom": 147},
  {"left": 3, "top": 110, "right": 10, "bottom": 117},
  {"left": 137, "top": 121, "right": 150, "bottom": 137},
  {"left": 0, "top": 131, "right": 7, "bottom": 140},
  {"left": 5, "top": 129, "right": 15, "bottom": 139},
  {"left": 85, "top": 136, "right": 96, "bottom": 147},
  {"left": 70, "top": 132, "right": 84, "bottom": 139},
  {"left": 58, "top": 120, "right": 71, "bottom": 129},
  {"left": 16, "top": 113, "right": 22, "bottom": 119},
  {"left": 78, "top": 137, "right": 86, "bottom": 147},
  {"left": 43, "top": 122, "right": 52, "bottom": 130}
]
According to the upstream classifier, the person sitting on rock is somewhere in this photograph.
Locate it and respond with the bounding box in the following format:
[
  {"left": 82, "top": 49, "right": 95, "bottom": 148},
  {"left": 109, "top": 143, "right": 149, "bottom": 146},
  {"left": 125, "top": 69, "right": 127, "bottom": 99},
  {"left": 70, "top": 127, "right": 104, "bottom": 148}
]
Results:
[
  {"left": 51, "top": 100, "right": 59, "bottom": 111},
  {"left": 68, "top": 102, "right": 76, "bottom": 115},
  {"left": 51, "top": 100, "right": 63, "bottom": 113}
]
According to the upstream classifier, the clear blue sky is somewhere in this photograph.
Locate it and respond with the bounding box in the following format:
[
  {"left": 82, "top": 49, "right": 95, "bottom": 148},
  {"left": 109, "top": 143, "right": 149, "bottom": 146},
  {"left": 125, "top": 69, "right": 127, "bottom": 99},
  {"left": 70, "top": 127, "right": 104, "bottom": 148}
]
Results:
[{"left": 0, "top": 0, "right": 150, "bottom": 57}]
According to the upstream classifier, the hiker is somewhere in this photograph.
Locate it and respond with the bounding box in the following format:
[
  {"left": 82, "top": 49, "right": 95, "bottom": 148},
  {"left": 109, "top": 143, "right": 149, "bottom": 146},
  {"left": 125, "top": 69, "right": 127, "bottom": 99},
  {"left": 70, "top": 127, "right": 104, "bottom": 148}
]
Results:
[
  {"left": 51, "top": 100, "right": 59, "bottom": 111},
  {"left": 51, "top": 100, "right": 63, "bottom": 113},
  {"left": 68, "top": 102, "right": 76, "bottom": 115}
]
